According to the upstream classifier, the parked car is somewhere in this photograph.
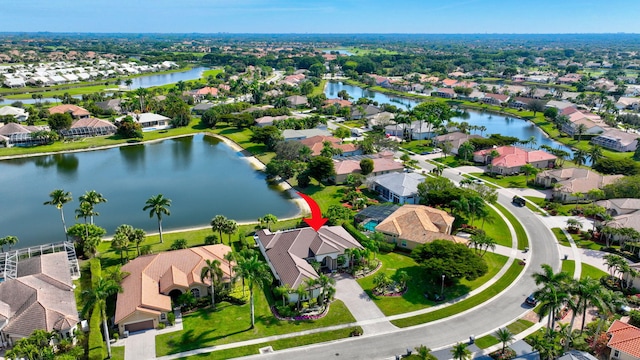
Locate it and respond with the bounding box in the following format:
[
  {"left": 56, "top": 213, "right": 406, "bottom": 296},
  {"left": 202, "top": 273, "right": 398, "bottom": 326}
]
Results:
[
  {"left": 512, "top": 196, "right": 526, "bottom": 207},
  {"left": 432, "top": 148, "right": 443, "bottom": 153},
  {"left": 525, "top": 293, "right": 538, "bottom": 306}
]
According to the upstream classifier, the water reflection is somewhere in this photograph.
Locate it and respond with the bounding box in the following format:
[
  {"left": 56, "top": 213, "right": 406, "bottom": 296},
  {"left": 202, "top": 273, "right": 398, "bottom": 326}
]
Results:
[
  {"left": 34, "top": 153, "right": 79, "bottom": 178},
  {"left": 119, "top": 144, "right": 146, "bottom": 172},
  {"left": 171, "top": 136, "right": 194, "bottom": 170}
]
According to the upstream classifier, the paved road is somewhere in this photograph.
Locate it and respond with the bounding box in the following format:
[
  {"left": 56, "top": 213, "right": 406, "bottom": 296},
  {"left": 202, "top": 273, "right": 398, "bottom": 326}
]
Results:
[{"left": 242, "top": 165, "right": 561, "bottom": 360}]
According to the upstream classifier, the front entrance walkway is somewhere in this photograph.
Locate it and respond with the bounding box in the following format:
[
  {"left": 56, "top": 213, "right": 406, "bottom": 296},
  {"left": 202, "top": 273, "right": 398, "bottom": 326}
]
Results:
[{"left": 333, "top": 273, "right": 397, "bottom": 335}]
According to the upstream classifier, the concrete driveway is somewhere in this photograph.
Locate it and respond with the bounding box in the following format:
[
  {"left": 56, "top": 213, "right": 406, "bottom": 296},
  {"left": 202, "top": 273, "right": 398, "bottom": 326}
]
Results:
[{"left": 333, "top": 274, "right": 397, "bottom": 335}]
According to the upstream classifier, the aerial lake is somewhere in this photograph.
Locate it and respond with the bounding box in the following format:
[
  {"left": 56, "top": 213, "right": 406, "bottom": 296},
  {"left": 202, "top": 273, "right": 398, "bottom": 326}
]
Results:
[{"left": 0, "top": 134, "right": 299, "bottom": 248}]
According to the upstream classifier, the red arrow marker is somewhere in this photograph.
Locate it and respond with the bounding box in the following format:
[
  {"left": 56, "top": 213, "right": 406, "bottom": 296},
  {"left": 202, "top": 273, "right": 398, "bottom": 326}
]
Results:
[{"left": 297, "top": 192, "right": 328, "bottom": 232}]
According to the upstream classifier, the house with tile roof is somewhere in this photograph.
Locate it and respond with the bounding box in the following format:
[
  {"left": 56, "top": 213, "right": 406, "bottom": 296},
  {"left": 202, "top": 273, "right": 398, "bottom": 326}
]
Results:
[
  {"left": 286, "top": 95, "right": 308, "bottom": 107},
  {"left": 474, "top": 146, "right": 557, "bottom": 175},
  {"left": 298, "top": 135, "right": 361, "bottom": 157},
  {"left": 333, "top": 154, "right": 404, "bottom": 183},
  {"left": 116, "top": 113, "right": 171, "bottom": 131},
  {"left": 596, "top": 198, "right": 640, "bottom": 217},
  {"left": 350, "top": 104, "right": 382, "bottom": 120},
  {"left": 481, "top": 93, "right": 510, "bottom": 106},
  {"left": 48, "top": 104, "right": 90, "bottom": 119},
  {"left": 375, "top": 205, "right": 468, "bottom": 250},
  {"left": 591, "top": 129, "right": 640, "bottom": 152},
  {"left": 0, "top": 106, "right": 29, "bottom": 122},
  {"left": 535, "top": 168, "right": 622, "bottom": 203},
  {"left": 369, "top": 172, "right": 426, "bottom": 204},
  {"left": 254, "top": 226, "right": 362, "bottom": 303},
  {"left": 432, "top": 88, "right": 456, "bottom": 99},
  {"left": 60, "top": 118, "right": 117, "bottom": 138},
  {"left": 607, "top": 320, "right": 640, "bottom": 360},
  {"left": 114, "top": 244, "right": 233, "bottom": 334},
  {"left": 0, "top": 252, "right": 79, "bottom": 347},
  {"left": 433, "top": 132, "right": 482, "bottom": 155}
]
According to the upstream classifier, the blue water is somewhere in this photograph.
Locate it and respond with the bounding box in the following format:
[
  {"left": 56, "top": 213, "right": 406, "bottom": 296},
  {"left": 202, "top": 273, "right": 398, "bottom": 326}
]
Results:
[
  {"left": 324, "top": 81, "right": 421, "bottom": 110},
  {"left": 323, "top": 49, "right": 354, "bottom": 56},
  {"left": 364, "top": 220, "right": 379, "bottom": 232}
]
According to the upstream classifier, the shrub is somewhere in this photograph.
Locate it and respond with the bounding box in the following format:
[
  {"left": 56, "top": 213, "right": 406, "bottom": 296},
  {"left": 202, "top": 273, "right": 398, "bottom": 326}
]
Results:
[
  {"left": 157, "top": 323, "right": 166, "bottom": 330},
  {"left": 170, "top": 238, "right": 188, "bottom": 250},
  {"left": 167, "top": 312, "right": 176, "bottom": 326},
  {"left": 88, "top": 305, "right": 104, "bottom": 360},
  {"left": 630, "top": 310, "right": 640, "bottom": 327},
  {"left": 204, "top": 234, "right": 218, "bottom": 245},
  {"left": 377, "top": 241, "right": 396, "bottom": 253}
]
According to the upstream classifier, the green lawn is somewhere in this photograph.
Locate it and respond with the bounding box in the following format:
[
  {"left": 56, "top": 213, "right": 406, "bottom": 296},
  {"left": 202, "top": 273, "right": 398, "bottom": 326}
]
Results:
[
  {"left": 523, "top": 196, "right": 547, "bottom": 214},
  {"left": 391, "top": 260, "right": 523, "bottom": 327},
  {"left": 201, "top": 69, "right": 223, "bottom": 79},
  {"left": 506, "top": 319, "right": 534, "bottom": 334},
  {"left": 357, "top": 251, "right": 508, "bottom": 316},
  {"left": 467, "top": 205, "right": 512, "bottom": 247},
  {"left": 399, "top": 140, "right": 433, "bottom": 154},
  {"left": 493, "top": 202, "right": 528, "bottom": 250},
  {"left": 311, "top": 79, "right": 327, "bottom": 96},
  {"left": 552, "top": 227, "right": 571, "bottom": 247},
  {"left": 475, "top": 334, "right": 500, "bottom": 349},
  {"left": 470, "top": 173, "right": 538, "bottom": 189},
  {"left": 561, "top": 260, "right": 576, "bottom": 277},
  {"left": 156, "top": 293, "right": 356, "bottom": 356},
  {"left": 296, "top": 184, "right": 345, "bottom": 213},
  {"left": 111, "top": 346, "right": 125, "bottom": 360},
  {"left": 431, "top": 156, "right": 465, "bottom": 168},
  {"left": 179, "top": 327, "right": 360, "bottom": 359},
  {"left": 581, "top": 263, "right": 608, "bottom": 280}
]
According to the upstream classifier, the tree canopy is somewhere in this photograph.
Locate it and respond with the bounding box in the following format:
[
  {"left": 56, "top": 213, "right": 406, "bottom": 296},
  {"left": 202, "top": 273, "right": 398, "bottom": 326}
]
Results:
[{"left": 412, "top": 240, "right": 488, "bottom": 282}]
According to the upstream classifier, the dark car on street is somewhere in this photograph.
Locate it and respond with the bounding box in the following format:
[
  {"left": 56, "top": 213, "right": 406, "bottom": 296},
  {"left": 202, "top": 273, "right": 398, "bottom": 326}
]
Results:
[
  {"left": 512, "top": 196, "right": 526, "bottom": 207},
  {"left": 525, "top": 293, "right": 538, "bottom": 306}
]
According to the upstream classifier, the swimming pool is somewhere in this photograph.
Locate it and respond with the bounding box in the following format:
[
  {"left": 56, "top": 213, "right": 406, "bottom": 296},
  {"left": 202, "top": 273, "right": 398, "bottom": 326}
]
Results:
[{"left": 363, "top": 220, "right": 379, "bottom": 231}]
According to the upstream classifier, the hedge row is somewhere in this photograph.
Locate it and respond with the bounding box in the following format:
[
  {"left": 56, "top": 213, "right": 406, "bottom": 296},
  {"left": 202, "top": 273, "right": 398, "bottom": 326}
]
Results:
[
  {"left": 343, "top": 222, "right": 369, "bottom": 244},
  {"left": 88, "top": 258, "right": 105, "bottom": 360}
]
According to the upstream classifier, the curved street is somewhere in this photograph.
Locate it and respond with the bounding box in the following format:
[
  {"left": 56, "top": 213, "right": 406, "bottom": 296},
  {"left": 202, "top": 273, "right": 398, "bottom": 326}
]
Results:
[{"left": 241, "top": 161, "right": 562, "bottom": 360}]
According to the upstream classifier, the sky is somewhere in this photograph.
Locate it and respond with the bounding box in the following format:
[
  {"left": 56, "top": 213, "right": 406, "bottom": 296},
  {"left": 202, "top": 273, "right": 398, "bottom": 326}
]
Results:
[{"left": 0, "top": 0, "right": 639, "bottom": 34}]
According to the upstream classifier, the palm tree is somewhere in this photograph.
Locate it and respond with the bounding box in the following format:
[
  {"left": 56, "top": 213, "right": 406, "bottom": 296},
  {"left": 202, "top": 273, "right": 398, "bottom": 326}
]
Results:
[
  {"left": 533, "top": 264, "right": 571, "bottom": 329},
  {"left": 81, "top": 277, "right": 122, "bottom": 359},
  {"left": 458, "top": 141, "right": 475, "bottom": 162},
  {"left": 143, "top": 194, "right": 171, "bottom": 243},
  {"left": 568, "top": 277, "right": 605, "bottom": 334},
  {"left": 79, "top": 190, "right": 107, "bottom": 225},
  {"left": 0, "top": 235, "right": 18, "bottom": 252},
  {"left": 587, "top": 145, "right": 603, "bottom": 165},
  {"left": 520, "top": 164, "right": 539, "bottom": 185},
  {"left": 201, "top": 259, "right": 223, "bottom": 309},
  {"left": 317, "top": 274, "right": 336, "bottom": 306},
  {"left": 211, "top": 215, "right": 228, "bottom": 242},
  {"left": 260, "top": 214, "right": 278, "bottom": 231},
  {"left": 575, "top": 123, "right": 588, "bottom": 142},
  {"left": 495, "top": 328, "right": 514, "bottom": 356},
  {"left": 274, "top": 283, "right": 292, "bottom": 305},
  {"left": 132, "top": 228, "right": 146, "bottom": 257},
  {"left": 415, "top": 345, "right": 437, "bottom": 360},
  {"left": 234, "top": 253, "right": 272, "bottom": 328},
  {"left": 44, "top": 189, "right": 73, "bottom": 241},
  {"left": 111, "top": 232, "right": 130, "bottom": 264},
  {"left": 222, "top": 219, "right": 238, "bottom": 244},
  {"left": 295, "top": 284, "right": 307, "bottom": 311},
  {"left": 451, "top": 342, "right": 471, "bottom": 360}
]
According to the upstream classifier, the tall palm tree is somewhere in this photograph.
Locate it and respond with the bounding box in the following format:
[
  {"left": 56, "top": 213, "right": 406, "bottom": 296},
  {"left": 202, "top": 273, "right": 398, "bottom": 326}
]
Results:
[
  {"left": 495, "top": 328, "right": 514, "bottom": 356},
  {"left": 587, "top": 145, "right": 603, "bottom": 165},
  {"left": 79, "top": 190, "right": 107, "bottom": 225},
  {"left": 533, "top": 264, "right": 571, "bottom": 329},
  {"left": 222, "top": 219, "right": 238, "bottom": 244},
  {"left": 573, "top": 149, "right": 587, "bottom": 167},
  {"left": 132, "top": 228, "right": 146, "bottom": 257},
  {"left": 201, "top": 259, "right": 223, "bottom": 309},
  {"left": 111, "top": 232, "right": 130, "bottom": 265},
  {"left": 223, "top": 251, "right": 236, "bottom": 283},
  {"left": 520, "top": 164, "right": 539, "bottom": 185},
  {"left": 0, "top": 235, "right": 18, "bottom": 252},
  {"left": 458, "top": 141, "right": 475, "bottom": 162},
  {"left": 44, "top": 189, "right": 73, "bottom": 241},
  {"left": 575, "top": 123, "right": 588, "bottom": 142},
  {"left": 414, "top": 345, "right": 437, "bottom": 360},
  {"left": 260, "top": 214, "right": 278, "bottom": 231},
  {"left": 210, "top": 215, "right": 228, "bottom": 242},
  {"left": 234, "top": 253, "right": 272, "bottom": 328},
  {"left": 317, "top": 274, "right": 336, "bottom": 306},
  {"left": 569, "top": 277, "right": 604, "bottom": 334},
  {"left": 451, "top": 342, "right": 471, "bottom": 360},
  {"left": 143, "top": 194, "right": 171, "bottom": 243},
  {"left": 81, "top": 277, "right": 122, "bottom": 359}
]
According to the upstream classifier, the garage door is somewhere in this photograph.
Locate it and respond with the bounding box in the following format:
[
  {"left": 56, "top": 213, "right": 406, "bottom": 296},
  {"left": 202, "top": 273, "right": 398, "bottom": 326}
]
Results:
[{"left": 124, "top": 320, "right": 154, "bottom": 333}]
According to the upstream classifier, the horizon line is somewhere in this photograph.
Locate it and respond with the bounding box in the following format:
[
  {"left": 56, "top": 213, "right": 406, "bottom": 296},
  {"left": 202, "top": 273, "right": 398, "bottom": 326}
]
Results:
[{"left": 0, "top": 31, "right": 638, "bottom": 36}]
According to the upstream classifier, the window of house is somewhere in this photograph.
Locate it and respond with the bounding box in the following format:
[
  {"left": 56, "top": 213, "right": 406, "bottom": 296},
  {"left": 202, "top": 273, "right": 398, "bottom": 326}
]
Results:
[
  {"left": 160, "top": 313, "right": 167, "bottom": 321},
  {"left": 401, "top": 240, "right": 407, "bottom": 247},
  {"left": 191, "top": 288, "right": 200, "bottom": 298},
  {"left": 614, "top": 350, "right": 620, "bottom": 358}
]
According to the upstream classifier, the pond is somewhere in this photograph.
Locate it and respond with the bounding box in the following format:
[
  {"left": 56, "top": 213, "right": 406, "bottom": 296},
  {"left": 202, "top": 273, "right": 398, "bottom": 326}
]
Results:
[
  {"left": 0, "top": 134, "right": 299, "bottom": 248},
  {"left": 326, "top": 82, "right": 578, "bottom": 162},
  {"left": 324, "top": 81, "right": 421, "bottom": 110},
  {"left": 0, "top": 67, "right": 208, "bottom": 104}
]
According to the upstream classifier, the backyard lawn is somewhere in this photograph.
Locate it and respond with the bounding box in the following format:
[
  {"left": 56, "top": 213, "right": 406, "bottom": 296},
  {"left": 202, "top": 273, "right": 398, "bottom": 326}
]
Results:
[
  {"left": 155, "top": 291, "right": 356, "bottom": 356},
  {"left": 357, "top": 251, "right": 508, "bottom": 316},
  {"left": 467, "top": 205, "right": 512, "bottom": 247}
]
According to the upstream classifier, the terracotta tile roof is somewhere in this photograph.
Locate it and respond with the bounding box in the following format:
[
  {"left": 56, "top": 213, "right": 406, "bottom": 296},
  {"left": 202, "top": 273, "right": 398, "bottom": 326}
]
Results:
[
  {"left": 442, "top": 79, "right": 458, "bottom": 87},
  {"left": 474, "top": 146, "right": 556, "bottom": 168},
  {"left": 48, "top": 104, "right": 90, "bottom": 117},
  {"left": 375, "top": 205, "right": 467, "bottom": 245},
  {"left": 115, "top": 244, "right": 233, "bottom": 324},
  {"left": 0, "top": 252, "right": 78, "bottom": 337},
  {"left": 608, "top": 320, "right": 640, "bottom": 358},
  {"left": 71, "top": 117, "right": 116, "bottom": 129},
  {"left": 324, "top": 98, "right": 352, "bottom": 107},
  {"left": 195, "top": 87, "right": 218, "bottom": 96},
  {"left": 484, "top": 93, "right": 510, "bottom": 102},
  {"left": 298, "top": 135, "right": 359, "bottom": 156},
  {"left": 255, "top": 226, "right": 363, "bottom": 289},
  {"left": 537, "top": 167, "right": 622, "bottom": 194},
  {"left": 0, "top": 122, "right": 31, "bottom": 135},
  {"left": 334, "top": 157, "right": 404, "bottom": 176}
]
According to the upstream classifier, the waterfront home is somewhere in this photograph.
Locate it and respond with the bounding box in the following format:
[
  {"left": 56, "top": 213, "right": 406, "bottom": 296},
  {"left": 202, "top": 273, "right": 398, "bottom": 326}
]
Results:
[
  {"left": 192, "top": 102, "right": 215, "bottom": 115},
  {"left": 59, "top": 117, "right": 117, "bottom": 138},
  {"left": 255, "top": 114, "right": 304, "bottom": 128},
  {"left": 545, "top": 100, "right": 576, "bottom": 111},
  {"left": 433, "top": 132, "right": 482, "bottom": 154},
  {"left": 375, "top": 204, "right": 467, "bottom": 250},
  {"left": 350, "top": 104, "right": 382, "bottom": 120},
  {"left": 95, "top": 99, "right": 123, "bottom": 114},
  {"left": 0, "top": 252, "right": 79, "bottom": 348},
  {"left": 115, "top": 244, "right": 233, "bottom": 334},
  {"left": 48, "top": 104, "right": 90, "bottom": 119},
  {"left": 509, "top": 97, "right": 535, "bottom": 110},
  {"left": 432, "top": 88, "right": 456, "bottom": 99},
  {"left": 0, "top": 122, "right": 49, "bottom": 147},
  {"left": 298, "top": 135, "right": 361, "bottom": 157},
  {"left": 189, "top": 86, "right": 219, "bottom": 102},
  {"left": 254, "top": 226, "right": 362, "bottom": 303},
  {"left": 323, "top": 98, "right": 352, "bottom": 108},
  {"left": 591, "top": 129, "right": 640, "bottom": 152},
  {"left": 501, "top": 85, "right": 527, "bottom": 96},
  {"left": 534, "top": 168, "right": 622, "bottom": 203},
  {"left": 282, "top": 127, "right": 331, "bottom": 141},
  {"left": 332, "top": 154, "right": 404, "bottom": 183},
  {"left": 474, "top": 146, "right": 557, "bottom": 175},
  {"left": 367, "top": 112, "right": 395, "bottom": 129},
  {"left": 0, "top": 106, "right": 29, "bottom": 122},
  {"left": 116, "top": 113, "right": 171, "bottom": 131},
  {"left": 281, "top": 73, "right": 305, "bottom": 86},
  {"left": 606, "top": 320, "right": 640, "bottom": 360},
  {"left": 441, "top": 79, "right": 458, "bottom": 87},
  {"left": 557, "top": 73, "right": 582, "bottom": 85},
  {"left": 481, "top": 93, "right": 510, "bottom": 106},
  {"left": 369, "top": 172, "right": 425, "bottom": 204}
]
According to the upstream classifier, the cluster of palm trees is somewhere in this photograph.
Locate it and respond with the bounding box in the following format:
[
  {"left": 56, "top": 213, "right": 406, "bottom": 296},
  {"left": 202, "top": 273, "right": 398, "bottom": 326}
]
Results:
[
  {"left": 372, "top": 270, "right": 409, "bottom": 295},
  {"left": 530, "top": 264, "right": 626, "bottom": 359},
  {"left": 274, "top": 273, "right": 337, "bottom": 312},
  {"left": 210, "top": 215, "right": 238, "bottom": 244},
  {"left": 0, "top": 235, "right": 18, "bottom": 253},
  {"left": 468, "top": 231, "right": 497, "bottom": 257}
]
